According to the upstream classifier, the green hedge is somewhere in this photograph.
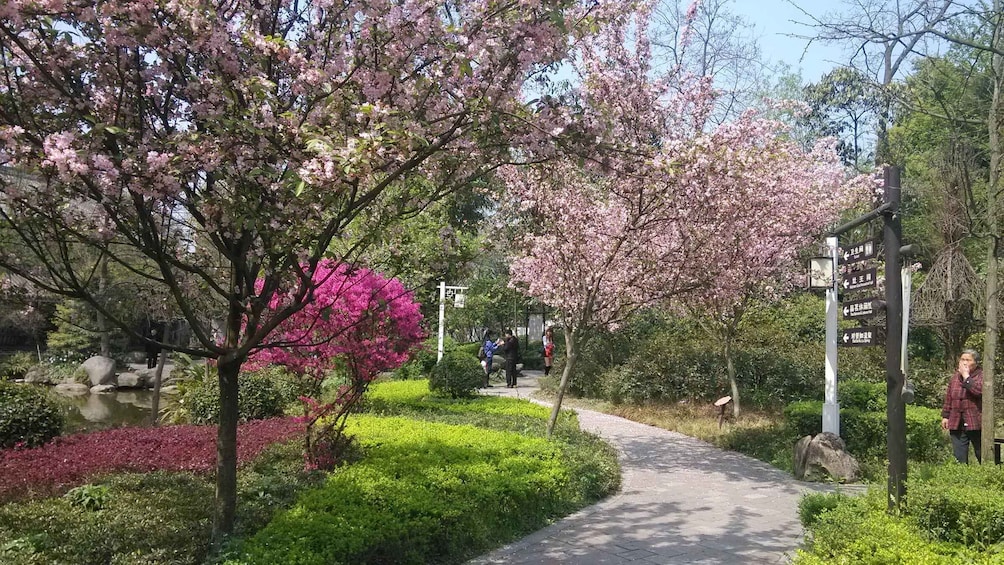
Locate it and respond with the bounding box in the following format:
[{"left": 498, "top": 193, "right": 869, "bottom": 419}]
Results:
[
  {"left": 796, "top": 478, "right": 1004, "bottom": 563},
  {"left": 429, "top": 349, "right": 483, "bottom": 398},
  {"left": 0, "top": 382, "right": 64, "bottom": 449},
  {"left": 798, "top": 492, "right": 849, "bottom": 528},
  {"left": 783, "top": 400, "right": 945, "bottom": 462},
  {"left": 838, "top": 380, "right": 886, "bottom": 412},
  {"left": 391, "top": 336, "right": 444, "bottom": 380},
  {"left": 180, "top": 369, "right": 286, "bottom": 425},
  {"left": 236, "top": 415, "right": 617, "bottom": 564},
  {"left": 911, "top": 464, "right": 1004, "bottom": 548},
  {"left": 564, "top": 339, "right": 822, "bottom": 408}
]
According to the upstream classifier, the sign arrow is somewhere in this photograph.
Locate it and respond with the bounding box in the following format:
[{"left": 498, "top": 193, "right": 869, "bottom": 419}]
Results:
[
  {"left": 840, "top": 327, "right": 881, "bottom": 347},
  {"left": 842, "top": 267, "right": 877, "bottom": 291},
  {"left": 841, "top": 298, "right": 885, "bottom": 320},
  {"left": 842, "top": 239, "right": 879, "bottom": 264}
]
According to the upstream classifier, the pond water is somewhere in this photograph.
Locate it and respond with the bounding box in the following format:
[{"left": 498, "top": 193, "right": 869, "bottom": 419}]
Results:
[{"left": 47, "top": 387, "right": 156, "bottom": 434}]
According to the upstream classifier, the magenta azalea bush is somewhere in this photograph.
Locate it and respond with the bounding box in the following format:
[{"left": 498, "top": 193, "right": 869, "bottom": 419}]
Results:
[
  {"left": 0, "top": 418, "right": 302, "bottom": 502},
  {"left": 249, "top": 260, "right": 424, "bottom": 468}
]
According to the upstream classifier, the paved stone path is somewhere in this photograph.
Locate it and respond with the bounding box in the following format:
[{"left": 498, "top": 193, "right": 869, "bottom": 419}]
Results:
[{"left": 468, "top": 372, "right": 859, "bottom": 565}]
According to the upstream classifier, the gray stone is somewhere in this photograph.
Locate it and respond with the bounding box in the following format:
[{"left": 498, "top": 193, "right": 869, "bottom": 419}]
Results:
[
  {"left": 24, "top": 366, "right": 53, "bottom": 385},
  {"left": 117, "top": 372, "right": 144, "bottom": 388},
  {"left": 793, "top": 435, "right": 812, "bottom": 480},
  {"left": 80, "top": 355, "right": 117, "bottom": 386},
  {"left": 90, "top": 384, "right": 117, "bottom": 394},
  {"left": 54, "top": 382, "right": 90, "bottom": 395},
  {"left": 798, "top": 432, "right": 860, "bottom": 483},
  {"left": 137, "top": 365, "right": 174, "bottom": 383}
]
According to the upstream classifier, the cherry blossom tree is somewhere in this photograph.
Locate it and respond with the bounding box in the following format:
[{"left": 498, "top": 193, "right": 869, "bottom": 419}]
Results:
[
  {"left": 675, "top": 115, "right": 872, "bottom": 417},
  {"left": 0, "top": 0, "right": 631, "bottom": 539},
  {"left": 506, "top": 7, "right": 867, "bottom": 434},
  {"left": 247, "top": 261, "right": 424, "bottom": 469}
]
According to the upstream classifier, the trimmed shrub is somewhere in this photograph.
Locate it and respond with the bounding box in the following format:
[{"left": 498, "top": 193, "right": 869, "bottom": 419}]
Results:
[
  {"left": 838, "top": 380, "right": 886, "bottom": 412},
  {"left": 237, "top": 415, "right": 615, "bottom": 565},
  {"left": 181, "top": 370, "right": 286, "bottom": 425},
  {"left": 0, "top": 382, "right": 63, "bottom": 449},
  {"left": 798, "top": 492, "right": 847, "bottom": 528},
  {"left": 391, "top": 336, "right": 441, "bottom": 380},
  {"left": 429, "top": 350, "right": 482, "bottom": 399},
  {"left": 783, "top": 400, "right": 822, "bottom": 439},
  {"left": 911, "top": 463, "right": 1004, "bottom": 548},
  {"left": 796, "top": 493, "right": 987, "bottom": 564},
  {"left": 782, "top": 401, "right": 945, "bottom": 462}
]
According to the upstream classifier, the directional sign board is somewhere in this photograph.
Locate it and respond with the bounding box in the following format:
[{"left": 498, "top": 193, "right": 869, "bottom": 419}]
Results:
[
  {"left": 842, "top": 267, "right": 877, "bottom": 291},
  {"left": 840, "top": 327, "right": 881, "bottom": 347},
  {"left": 842, "top": 240, "right": 879, "bottom": 264},
  {"left": 842, "top": 297, "right": 884, "bottom": 320}
]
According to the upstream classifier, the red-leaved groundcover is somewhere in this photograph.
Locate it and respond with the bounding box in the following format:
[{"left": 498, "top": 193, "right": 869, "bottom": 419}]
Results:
[{"left": 0, "top": 418, "right": 303, "bottom": 502}]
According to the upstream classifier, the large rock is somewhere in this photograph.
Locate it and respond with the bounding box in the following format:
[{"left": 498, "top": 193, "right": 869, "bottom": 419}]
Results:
[
  {"left": 794, "top": 432, "right": 860, "bottom": 483},
  {"left": 54, "top": 382, "right": 90, "bottom": 395},
  {"left": 117, "top": 372, "right": 144, "bottom": 389},
  {"left": 137, "top": 366, "right": 175, "bottom": 386},
  {"left": 23, "top": 366, "right": 53, "bottom": 385},
  {"left": 80, "top": 356, "right": 117, "bottom": 386},
  {"left": 90, "top": 384, "right": 117, "bottom": 394},
  {"left": 793, "top": 435, "right": 812, "bottom": 480}
]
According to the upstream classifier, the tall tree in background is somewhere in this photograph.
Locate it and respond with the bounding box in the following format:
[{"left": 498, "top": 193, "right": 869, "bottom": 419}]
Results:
[
  {"left": 506, "top": 7, "right": 865, "bottom": 433},
  {"left": 802, "top": 67, "right": 882, "bottom": 167},
  {"left": 795, "top": 0, "right": 958, "bottom": 163},
  {"left": 651, "top": 0, "right": 773, "bottom": 123},
  {"left": 0, "top": 0, "right": 630, "bottom": 539}
]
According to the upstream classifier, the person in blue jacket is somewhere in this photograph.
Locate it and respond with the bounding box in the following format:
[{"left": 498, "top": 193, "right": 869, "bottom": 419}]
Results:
[{"left": 479, "top": 331, "right": 499, "bottom": 388}]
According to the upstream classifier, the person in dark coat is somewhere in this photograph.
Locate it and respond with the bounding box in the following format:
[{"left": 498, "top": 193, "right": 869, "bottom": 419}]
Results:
[
  {"left": 479, "top": 331, "right": 499, "bottom": 388},
  {"left": 145, "top": 326, "right": 162, "bottom": 369},
  {"left": 941, "top": 349, "right": 983, "bottom": 463},
  {"left": 500, "top": 329, "right": 520, "bottom": 388}
]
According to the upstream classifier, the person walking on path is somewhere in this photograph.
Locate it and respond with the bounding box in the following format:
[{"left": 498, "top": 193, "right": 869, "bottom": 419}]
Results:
[
  {"left": 542, "top": 327, "right": 555, "bottom": 377},
  {"left": 479, "top": 331, "right": 499, "bottom": 388},
  {"left": 941, "top": 349, "right": 984, "bottom": 463},
  {"left": 500, "top": 329, "right": 520, "bottom": 388}
]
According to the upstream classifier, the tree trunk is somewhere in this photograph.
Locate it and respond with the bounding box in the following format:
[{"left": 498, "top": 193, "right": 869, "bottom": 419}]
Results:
[
  {"left": 983, "top": 1, "right": 1003, "bottom": 464},
  {"left": 97, "top": 256, "right": 110, "bottom": 357},
  {"left": 150, "top": 325, "right": 169, "bottom": 427},
  {"left": 546, "top": 328, "right": 577, "bottom": 438},
  {"left": 724, "top": 336, "right": 740, "bottom": 418},
  {"left": 212, "top": 290, "right": 244, "bottom": 544},
  {"left": 212, "top": 356, "right": 241, "bottom": 543}
]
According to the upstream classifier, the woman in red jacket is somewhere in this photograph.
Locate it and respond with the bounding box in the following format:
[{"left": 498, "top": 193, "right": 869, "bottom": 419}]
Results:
[{"left": 941, "top": 349, "right": 984, "bottom": 463}]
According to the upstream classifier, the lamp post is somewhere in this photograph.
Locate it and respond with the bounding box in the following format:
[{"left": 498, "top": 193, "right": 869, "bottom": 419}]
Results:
[{"left": 437, "top": 281, "right": 468, "bottom": 362}]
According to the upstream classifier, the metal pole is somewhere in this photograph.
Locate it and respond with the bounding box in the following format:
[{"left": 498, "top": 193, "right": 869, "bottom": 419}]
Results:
[
  {"left": 823, "top": 236, "right": 840, "bottom": 434},
  {"left": 884, "top": 166, "right": 907, "bottom": 513},
  {"left": 437, "top": 281, "right": 446, "bottom": 362}
]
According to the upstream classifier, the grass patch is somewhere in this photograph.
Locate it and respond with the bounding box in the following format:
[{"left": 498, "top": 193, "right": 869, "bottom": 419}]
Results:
[
  {"left": 232, "top": 414, "right": 618, "bottom": 565},
  {"left": 551, "top": 397, "right": 796, "bottom": 473},
  {"left": 222, "top": 380, "right": 620, "bottom": 565}
]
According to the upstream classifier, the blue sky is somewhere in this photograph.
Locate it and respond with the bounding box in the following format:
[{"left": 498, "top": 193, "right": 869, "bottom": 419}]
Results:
[{"left": 731, "top": 0, "right": 847, "bottom": 83}]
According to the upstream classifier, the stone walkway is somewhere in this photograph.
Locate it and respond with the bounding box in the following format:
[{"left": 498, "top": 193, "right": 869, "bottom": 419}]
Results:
[{"left": 468, "top": 372, "right": 860, "bottom": 565}]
